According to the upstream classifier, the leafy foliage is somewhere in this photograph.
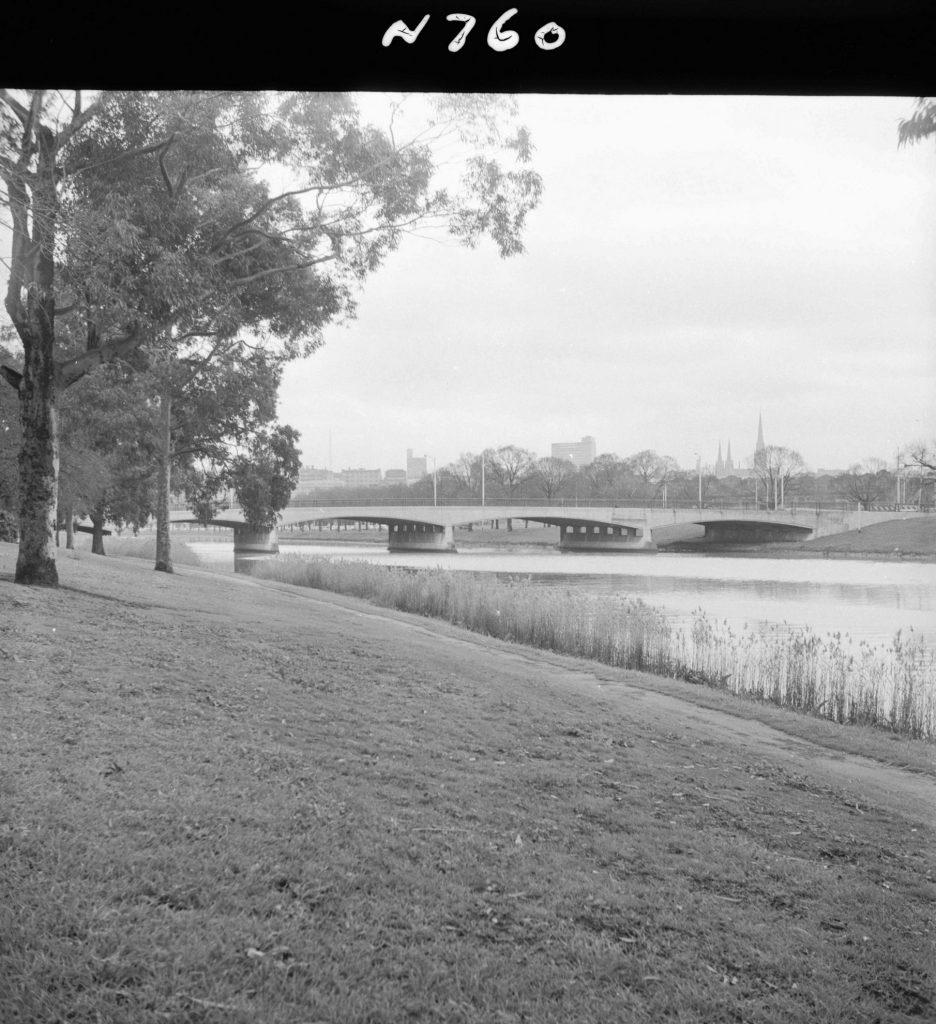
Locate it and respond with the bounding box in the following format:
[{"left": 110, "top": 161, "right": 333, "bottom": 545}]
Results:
[
  {"left": 227, "top": 425, "right": 302, "bottom": 531},
  {"left": 0, "top": 89, "right": 544, "bottom": 583},
  {"left": 897, "top": 98, "right": 936, "bottom": 147}
]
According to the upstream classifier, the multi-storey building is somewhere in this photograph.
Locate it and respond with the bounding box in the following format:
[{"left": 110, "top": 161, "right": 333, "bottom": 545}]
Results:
[
  {"left": 295, "top": 466, "right": 346, "bottom": 493},
  {"left": 341, "top": 468, "right": 382, "bottom": 487},
  {"left": 551, "top": 435, "right": 596, "bottom": 467},
  {"left": 406, "top": 448, "right": 428, "bottom": 483}
]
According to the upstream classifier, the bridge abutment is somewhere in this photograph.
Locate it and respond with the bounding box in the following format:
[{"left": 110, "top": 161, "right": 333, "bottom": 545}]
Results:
[
  {"left": 559, "top": 523, "right": 657, "bottom": 552},
  {"left": 387, "top": 523, "right": 456, "bottom": 552},
  {"left": 233, "top": 526, "right": 279, "bottom": 572}
]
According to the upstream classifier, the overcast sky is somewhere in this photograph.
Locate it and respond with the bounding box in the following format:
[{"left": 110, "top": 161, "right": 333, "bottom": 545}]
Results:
[{"left": 277, "top": 93, "right": 936, "bottom": 476}]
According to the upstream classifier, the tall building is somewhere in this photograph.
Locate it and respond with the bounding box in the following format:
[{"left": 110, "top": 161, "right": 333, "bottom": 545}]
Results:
[
  {"left": 551, "top": 435, "right": 596, "bottom": 467},
  {"left": 406, "top": 449, "right": 428, "bottom": 484}
]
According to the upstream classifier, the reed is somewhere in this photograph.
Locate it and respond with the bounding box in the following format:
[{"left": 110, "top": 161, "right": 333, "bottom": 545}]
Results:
[{"left": 253, "top": 555, "right": 936, "bottom": 740}]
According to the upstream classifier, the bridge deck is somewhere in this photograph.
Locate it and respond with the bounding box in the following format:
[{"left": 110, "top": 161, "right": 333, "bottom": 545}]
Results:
[{"left": 170, "top": 505, "right": 932, "bottom": 540}]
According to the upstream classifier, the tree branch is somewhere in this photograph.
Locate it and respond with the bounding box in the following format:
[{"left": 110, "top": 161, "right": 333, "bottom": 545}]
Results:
[
  {"left": 0, "top": 88, "right": 30, "bottom": 126},
  {"left": 57, "top": 326, "right": 142, "bottom": 388},
  {"left": 157, "top": 134, "right": 177, "bottom": 196},
  {"left": 231, "top": 254, "right": 336, "bottom": 286},
  {"left": 67, "top": 134, "right": 178, "bottom": 179},
  {"left": 1, "top": 364, "right": 23, "bottom": 390},
  {"left": 55, "top": 93, "right": 104, "bottom": 151}
]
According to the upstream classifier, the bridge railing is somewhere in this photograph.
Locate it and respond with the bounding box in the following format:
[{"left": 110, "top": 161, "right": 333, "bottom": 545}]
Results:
[{"left": 283, "top": 497, "right": 879, "bottom": 513}]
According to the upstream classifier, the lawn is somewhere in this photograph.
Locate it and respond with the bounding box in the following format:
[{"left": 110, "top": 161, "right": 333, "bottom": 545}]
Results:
[{"left": 1, "top": 543, "right": 933, "bottom": 1023}]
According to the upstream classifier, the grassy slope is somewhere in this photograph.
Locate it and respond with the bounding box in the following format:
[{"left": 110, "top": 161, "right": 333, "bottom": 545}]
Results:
[
  {"left": 798, "top": 517, "right": 936, "bottom": 555},
  {"left": 1, "top": 543, "right": 934, "bottom": 1023}
]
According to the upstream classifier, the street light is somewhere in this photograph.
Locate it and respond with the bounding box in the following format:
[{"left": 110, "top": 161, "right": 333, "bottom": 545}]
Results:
[{"left": 427, "top": 454, "right": 437, "bottom": 507}]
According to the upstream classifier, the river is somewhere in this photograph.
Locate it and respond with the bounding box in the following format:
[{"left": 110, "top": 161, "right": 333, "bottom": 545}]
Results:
[{"left": 189, "top": 540, "right": 936, "bottom": 652}]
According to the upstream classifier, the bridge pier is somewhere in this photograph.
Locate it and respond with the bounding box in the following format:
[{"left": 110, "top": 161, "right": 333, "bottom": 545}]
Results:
[
  {"left": 233, "top": 525, "right": 279, "bottom": 572},
  {"left": 559, "top": 523, "right": 657, "bottom": 552},
  {"left": 387, "top": 523, "right": 457, "bottom": 552}
]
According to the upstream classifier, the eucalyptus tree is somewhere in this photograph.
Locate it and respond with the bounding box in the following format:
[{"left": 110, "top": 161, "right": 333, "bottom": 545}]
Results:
[
  {"left": 0, "top": 89, "right": 543, "bottom": 585},
  {"left": 0, "top": 340, "right": 20, "bottom": 540},
  {"left": 57, "top": 365, "right": 159, "bottom": 553},
  {"left": 898, "top": 99, "right": 936, "bottom": 147}
]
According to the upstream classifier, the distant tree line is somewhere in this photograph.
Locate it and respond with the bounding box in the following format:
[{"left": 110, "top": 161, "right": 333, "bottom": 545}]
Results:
[{"left": 292, "top": 443, "right": 935, "bottom": 513}]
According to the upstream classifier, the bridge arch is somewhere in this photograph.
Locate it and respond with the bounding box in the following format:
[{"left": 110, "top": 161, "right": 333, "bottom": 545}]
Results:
[{"left": 697, "top": 519, "right": 814, "bottom": 544}]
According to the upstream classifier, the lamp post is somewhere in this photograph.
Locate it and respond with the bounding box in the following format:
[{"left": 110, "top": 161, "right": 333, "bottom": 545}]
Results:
[
  {"left": 693, "top": 453, "right": 702, "bottom": 509},
  {"left": 896, "top": 449, "right": 902, "bottom": 506},
  {"left": 428, "top": 455, "right": 437, "bottom": 507},
  {"left": 481, "top": 452, "right": 486, "bottom": 507}
]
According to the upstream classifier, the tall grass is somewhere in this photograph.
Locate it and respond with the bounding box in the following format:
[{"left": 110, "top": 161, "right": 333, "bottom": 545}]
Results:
[{"left": 253, "top": 554, "right": 936, "bottom": 740}]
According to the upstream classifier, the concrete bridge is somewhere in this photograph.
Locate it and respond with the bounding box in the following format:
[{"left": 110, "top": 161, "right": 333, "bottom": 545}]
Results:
[{"left": 170, "top": 502, "right": 932, "bottom": 559}]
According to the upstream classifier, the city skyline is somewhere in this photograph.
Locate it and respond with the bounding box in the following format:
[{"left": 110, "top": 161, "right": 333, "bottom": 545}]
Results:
[
  {"left": 277, "top": 93, "right": 935, "bottom": 477},
  {"left": 298, "top": 413, "right": 856, "bottom": 480}
]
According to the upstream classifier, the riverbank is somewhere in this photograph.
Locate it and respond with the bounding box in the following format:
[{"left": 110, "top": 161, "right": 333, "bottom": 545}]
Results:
[
  {"left": 1, "top": 541, "right": 934, "bottom": 1022},
  {"left": 668, "top": 517, "right": 936, "bottom": 562}
]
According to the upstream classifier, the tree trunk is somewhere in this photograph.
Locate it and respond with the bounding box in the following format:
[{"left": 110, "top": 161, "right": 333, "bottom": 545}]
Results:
[
  {"left": 14, "top": 330, "right": 60, "bottom": 586},
  {"left": 154, "top": 387, "right": 173, "bottom": 573},
  {"left": 7, "top": 124, "right": 60, "bottom": 586},
  {"left": 65, "top": 505, "right": 75, "bottom": 550},
  {"left": 91, "top": 504, "right": 106, "bottom": 555}
]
